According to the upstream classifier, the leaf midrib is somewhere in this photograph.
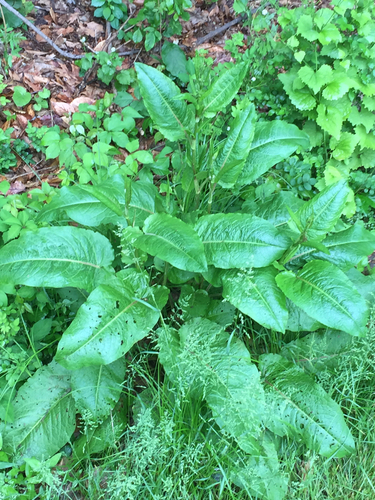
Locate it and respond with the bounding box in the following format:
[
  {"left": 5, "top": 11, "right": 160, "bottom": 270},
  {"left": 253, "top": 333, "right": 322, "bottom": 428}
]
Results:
[
  {"left": 265, "top": 379, "right": 351, "bottom": 452},
  {"left": 295, "top": 273, "right": 358, "bottom": 325},
  {"left": 142, "top": 231, "right": 206, "bottom": 269},
  {"left": 1, "top": 257, "right": 100, "bottom": 268}
]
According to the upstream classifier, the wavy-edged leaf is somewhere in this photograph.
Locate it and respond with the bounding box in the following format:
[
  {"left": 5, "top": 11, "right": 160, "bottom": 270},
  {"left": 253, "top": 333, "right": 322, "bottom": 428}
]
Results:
[
  {"left": 71, "top": 358, "right": 126, "bottom": 418},
  {"left": 159, "top": 318, "right": 265, "bottom": 454},
  {"left": 134, "top": 213, "right": 207, "bottom": 272},
  {"left": 200, "top": 62, "right": 249, "bottom": 115},
  {"left": 260, "top": 354, "right": 355, "bottom": 458},
  {"left": 285, "top": 298, "right": 323, "bottom": 332},
  {"left": 253, "top": 191, "right": 304, "bottom": 226},
  {"left": 346, "top": 268, "right": 375, "bottom": 306},
  {"left": 0, "top": 227, "right": 114, "bottom": 292},
  {"left": 135, "top": 62, "right": 194, "bottom": 141},
  {"left": 295, "top": 180, "right": 350, "bottom": 240},
  {"left": 276, "top": 260, "right": 368, "bottom": 336},
  {"left": 3, "top": 361, "right": 75, "bottom": 461},
  {"left": 195, "top": 213, "right": 291, "bottom": 269},
  {"left": 214, "top": 103, "right": 256, "bottom": 188},
  {"left": 73, "top": 396, "right": 127, "bottom": 458},
  {"left": 128, "top": 181, "right": 162, "bottom": 226},
  {"left": 37, "top": 176, "right": 126, "bottom": 226},
  {"left": 292, "top": 222, "right": 375, "bottom": 270},
  {"left": 231, "top": 448, "right": 288, "bottom": 500},
  {"left": 37, "top": 176, "right": 161, "bottom": 228},
  {"left": 56, "top": 280, "right": 168, "bottom": 369},
  {"left": 222, "top": 267, "right": 288, "bottom": 332},
  {"left": 281, "top": 329, "right": 354, "bottom": 373},
  {"left": 238, "top": 121, "right": 309, "bottom": 185}
]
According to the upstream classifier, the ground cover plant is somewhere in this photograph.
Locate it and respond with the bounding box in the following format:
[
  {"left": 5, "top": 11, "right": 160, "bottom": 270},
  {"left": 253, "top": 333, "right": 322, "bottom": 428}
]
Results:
[{"left": 1, "top": 0, "right": 375, "bottom": 498}]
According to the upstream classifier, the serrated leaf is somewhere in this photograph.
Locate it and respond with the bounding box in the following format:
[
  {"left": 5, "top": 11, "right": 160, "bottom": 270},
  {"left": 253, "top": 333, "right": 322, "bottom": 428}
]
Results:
[
  {"left": 295, "top": 180, "right": 349, "bottom": 240},
  {"left": 3, "top": 361, "right": 75, "bottom": 461},
  {"left": 361, "top": 148, "right": 375, "bottom": 168},
  {"left": 276, "top": 260, "right": 368, "bottom": 336},
  {"left": 318, "top": 23, "right": 342, "bottom": 45},
  {"left": 135, "top": 63, "right": 194, "bottom": 141},
  {"left": 363, "top": 96, "right": 375, "bottom": 111},
  {"left": 298, "top": 65, "right": 333, "bottom": 94},
  {"left": 195, "top": 213, "right": 291, "bottom": 269},
  {"left": 330, "top": 132, "right": 359, "bottom": 160},
  {"left": 159, "top": 318, "right": 266, "bottom": 454},
  {"left": 279, "top": 72, "right": 316, "bottom": 111},
  {"left": 214, "top": 103, "right": 256, "bottom": 187},
  {"left": 134, "top": 213, "right": 207, "bottom": 272},
  {"left": 348, "top": 107, "right": 375, "bottom": 133},
  {"left": 71, "top": 358, "right": 126, "bottom": 418},
  {"left": 200, "top": 62, "right": 248, "bottom": 115},
  {"left": 56, "top": 281, "right": 168, "bottom": 369},
  {"left": 316, "top": 103, "right": 342, "bottom": 139},
  {"left": 281, "top": 329, "right": 354, "bottom": 373},
  {"left": 300, "top": 222, "right": 375, "bottom": 270},
  {"left": 355, "top": 125, "right": 375, "bottom": 150},
  {"left": 238, "top": 120, "right": 309, "bottom": 184},
  {"left": 222, "top": 267, "right": 288, "bottom": 332},
  {"left": 322, "top": 79, "right": 350, "bottom": 100},
  {"left": 297, "top": 15, "right": 319, "bottom": 41},
  {"left": 260, "top": 353, "right": 355, "bottom": 458},
  {"left": 0, "top": 227, "right": 114, "bottom": 292}
]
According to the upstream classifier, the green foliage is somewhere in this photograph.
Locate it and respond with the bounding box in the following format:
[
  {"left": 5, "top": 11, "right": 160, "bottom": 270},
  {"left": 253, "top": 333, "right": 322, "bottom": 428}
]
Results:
[
  {"left": 1, "top": 59, "right": 375, "bottom": 499},
  {"left": 90, "top": 0, "right": 191, "bottom": 49}
]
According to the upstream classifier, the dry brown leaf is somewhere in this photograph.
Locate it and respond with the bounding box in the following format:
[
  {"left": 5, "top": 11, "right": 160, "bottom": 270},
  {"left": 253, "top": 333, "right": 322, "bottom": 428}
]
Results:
[
  {"left": 79, "top": 21, "right": 104, "bottom": 38},
  {"left": 7, "top": 181, "right": 26, "bottom": 195},
  {"left": 51, "top": 96, "right": 96, "bottom": 116}
]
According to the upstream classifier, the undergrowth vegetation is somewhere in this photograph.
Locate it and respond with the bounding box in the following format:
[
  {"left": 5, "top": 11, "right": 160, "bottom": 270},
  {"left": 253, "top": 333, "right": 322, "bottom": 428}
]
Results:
[{"left": 1, "top": 0, "right": 375, "bottom": 498}]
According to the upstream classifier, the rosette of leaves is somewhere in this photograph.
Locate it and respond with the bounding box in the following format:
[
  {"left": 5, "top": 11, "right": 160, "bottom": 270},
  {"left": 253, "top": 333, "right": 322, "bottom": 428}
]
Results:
[{"left": 0, "top": 61, "right": 374, "bottom": 498}]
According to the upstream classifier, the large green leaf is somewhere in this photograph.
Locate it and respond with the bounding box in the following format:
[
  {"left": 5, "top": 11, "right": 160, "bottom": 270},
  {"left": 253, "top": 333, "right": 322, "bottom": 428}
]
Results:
[
  {"left": 285, "top": 298, "right": 323, "bottom": 332},
  {"left": 134, "top": 213, "right": 207, "bottom": 272},
  {"left": 253, "top": 191, "right": 304, "bottom": 226},
  {"left": 71, "top": 358, "right": 126, "bottom": 418},
  {"left": 37, "top": 176, "right": 161, "bottom": 228},
  {"left": 213, "top": 103, "right": 256, "bottom": 188},
  {"left": 294, "top": 180, "right": 350, "bottom": 240},
  {"left": 135, "top": 63, "right": 194, "bottom": 141},
  {"left": 195, "top": 213, "right": 291, "bottom": 269},
  {"left": 260, "top": 354, "right": 355, "bottom": 458},
  {"left": 222, "top": 267, "right": 288, "bottom": 332},
  {"left": 73, "top": 396, "right": 127, "bottom": 458},
  {"left": 292, "top": 222, "right": 375, "bottom": 270},
  {"left": 230, "top": 444, "right": 288, "bottom": 500},
  {"left": 0, "top": 227, "right": 114, "bottom": 292},
  {"left": 276, "top": 260, "right": 368, "bottom": 336},
  {"left": 3, "top": 361, "right": 75, "bottom": 461},
  {"left": 56, "top": 280, "right": 168, "bottom": 369},
  {"left": 281, "top": 329, "right": 354, "bottom": 373},
  {"left": 238, "top": 121, "right": 309, "bottom": 185},
  {"left": 127, "top": 181, "right": 162, "bottom": 226},
  {"left": 159, "top": 318, "right": 265, "bottom": 454},
  {"left": 346, "top": 268, "right": 375, "bottom": 306},
  {"left": 36, "top": 176, "right": 126, "bottom": 226},
  {"left": 200, "top": 62, "right": 248, "bottom": 116}
]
